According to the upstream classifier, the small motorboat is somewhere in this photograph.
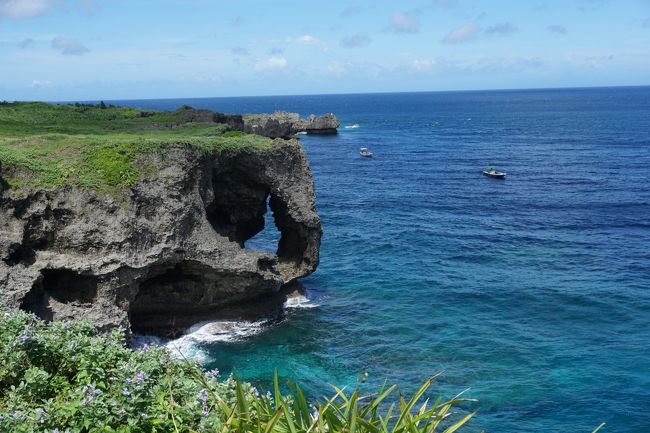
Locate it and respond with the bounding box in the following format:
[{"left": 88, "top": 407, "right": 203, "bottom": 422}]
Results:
[
  {"left": 359, "top": 147, "right": 373, "bottom": 157},
  {"left": 483, "top": 167, "right": 506, "bottom": 178}
]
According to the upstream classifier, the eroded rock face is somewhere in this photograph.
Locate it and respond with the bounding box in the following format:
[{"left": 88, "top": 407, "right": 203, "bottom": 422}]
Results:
[
  {"left": 0, "top": 141, "right": 321, "bottom": 336},
  {"left": 244, "top": 112, "right": 340, "bottom": 138}
]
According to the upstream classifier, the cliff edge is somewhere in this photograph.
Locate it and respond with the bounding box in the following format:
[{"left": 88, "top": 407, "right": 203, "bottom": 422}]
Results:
[{"left": 0, "top": 139, "right": 321, "bottom": 336}]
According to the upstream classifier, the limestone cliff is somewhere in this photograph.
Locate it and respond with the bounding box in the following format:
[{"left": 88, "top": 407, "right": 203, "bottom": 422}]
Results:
[
  {"left": 0, "top": 140, "right": 321, "bottom": 336},
  {"left": 244, "top": 112, "right": 340, "bottom": 138}
]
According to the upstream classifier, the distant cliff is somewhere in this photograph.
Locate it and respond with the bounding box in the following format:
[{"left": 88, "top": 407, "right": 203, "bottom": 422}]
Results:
[{"left": 244, "top": 112, "right": 340, "bottom": 138}]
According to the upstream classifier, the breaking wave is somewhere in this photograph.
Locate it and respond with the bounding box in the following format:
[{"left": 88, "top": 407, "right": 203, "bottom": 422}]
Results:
[
  {"left": 284, "top": 294, "right": 319, "bottom": 309},
  {"left": 132, "top": 293, "right": 317, "bottom": 360}
]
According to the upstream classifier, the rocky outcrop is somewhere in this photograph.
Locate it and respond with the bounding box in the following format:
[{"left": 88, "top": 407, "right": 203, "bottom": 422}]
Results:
[
  {"left": 244, "top": 112, "right": 340, "bottom": 138},
  {"left": 0, "top": 141, "right": 321, "bottom": 336},
  {"left": 295, "top": 113, "right": 340, "bottom": 135},
  {"left": 174, "top": 106, "right": 244, "bottom": 130}
]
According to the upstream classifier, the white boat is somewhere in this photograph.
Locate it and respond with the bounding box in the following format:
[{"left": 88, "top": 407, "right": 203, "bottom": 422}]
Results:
[
  {"left": 359, "top": 147, "right": 373, "bottom": 157},
  {"left": 483, "top": 167, "right": 506, "bottom": 178}
]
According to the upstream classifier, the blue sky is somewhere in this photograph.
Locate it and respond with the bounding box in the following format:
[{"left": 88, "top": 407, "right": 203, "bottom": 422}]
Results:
[{"left": 1, "top": 0, "right": 649, "bottom": 100}]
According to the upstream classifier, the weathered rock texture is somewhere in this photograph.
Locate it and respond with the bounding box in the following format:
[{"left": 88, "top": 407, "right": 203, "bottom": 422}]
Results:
[
  {"left": 244, "top": 112, "right": 340, "bottom": 138},
  {"left": 174, "top": 106, "right": 244, "bottom": 130},
  {"left": 0, "top": 141, "right": 321, "bottom": 336}
]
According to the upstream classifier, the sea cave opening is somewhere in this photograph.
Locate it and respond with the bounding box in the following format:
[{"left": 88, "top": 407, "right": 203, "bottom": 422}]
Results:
[
  {"left": 19, "top": 269, "right": 98, "bottom": 321},
  {"left": 244, "top": 196, "right": 282, "bottom": 254}
]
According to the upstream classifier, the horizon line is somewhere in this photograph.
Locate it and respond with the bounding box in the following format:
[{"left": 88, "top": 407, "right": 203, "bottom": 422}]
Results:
[{"left": 59, "top": 83, "right": 650, "bottom": 104}]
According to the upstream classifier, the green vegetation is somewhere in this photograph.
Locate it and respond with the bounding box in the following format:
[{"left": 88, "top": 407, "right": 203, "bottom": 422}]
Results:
[
  {"left": 0, "top": 310, "right": 477, "bottom": 433},
  {"left": 0, "top": 102, "right": 272, "bottom": 193}
]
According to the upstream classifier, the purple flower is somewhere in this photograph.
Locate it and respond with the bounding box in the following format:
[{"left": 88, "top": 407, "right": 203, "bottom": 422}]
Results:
[
  {"left": 19, "top": 329, "right": 29, "bottom": 344},
  {"left": 204, "top": 368, "right": 220, "bottom": 379},
  {"left": 82, "top": 384, "right": 101, "bottom": 403},
  {"left": 198, "top": 389, "right": 208, "bottom": 404},
  {"left": 36, "top": 407, "right": 46, "bottom": 423},
  {"left": 198, "top": 389, "right": 209, "bottom": 417},
  {"left": 251, "top": 386, "right": 259, "bottom": 397},
  {"left": 134, "top": 370, "right": 149, "bottom": 387},
  {"left": 122, "top": 388, "right": 130, "bottom": 396}
]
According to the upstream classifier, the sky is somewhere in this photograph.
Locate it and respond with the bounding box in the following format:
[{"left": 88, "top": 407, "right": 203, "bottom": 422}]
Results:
[{"left": 0, "top": 0, "right": 649, "bottom": 100}]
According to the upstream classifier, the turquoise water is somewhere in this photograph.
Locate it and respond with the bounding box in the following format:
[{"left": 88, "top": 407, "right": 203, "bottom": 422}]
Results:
[{"left": 120, "top": 87, "right": 650, "bottom": 432}]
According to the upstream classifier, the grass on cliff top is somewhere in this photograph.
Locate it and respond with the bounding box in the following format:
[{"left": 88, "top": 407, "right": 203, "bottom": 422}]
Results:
[{"left": 0, "top": 101, "right": 273, "bottom": 193}]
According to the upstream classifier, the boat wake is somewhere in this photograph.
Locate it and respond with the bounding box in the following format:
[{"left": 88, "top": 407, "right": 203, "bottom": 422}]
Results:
[{"left": 344, "top": 124, "right": 361, "bottom": 129}]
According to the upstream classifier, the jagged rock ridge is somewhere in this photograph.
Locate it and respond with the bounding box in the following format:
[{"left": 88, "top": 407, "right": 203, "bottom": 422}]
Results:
[
  {"left": 0, "top": 141, "right": 321, "bottom": 336},
  {"left": 244, "top": 112, "right": 340, "bottom": 138}
]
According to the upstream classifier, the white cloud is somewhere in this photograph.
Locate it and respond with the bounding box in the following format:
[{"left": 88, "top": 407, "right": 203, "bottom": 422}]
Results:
[
  {"left": 409, "top": 56, "right": 542, "bottom": 74},
  {"left": 472, "top": 56, "right": 542, "bottom": 72},
  {"left": 254, "top": 57, "right": 288, "bottom": 73},
  {"left": 584, "top": 54, "right": 614, "bottom": 68},
  {"left": 340, "top": 32, "right": 371, "bottom": 48},
  {"left": 290, "top": 35, "right": 320, "bottom": 45},
  {"left": 51, "top": 36, "right": 90, "bottom": 55},
  {"left": 0, "top": 0, "right": 63, "bottom": 20},
  {"left": 388, "top": 12, "right": 419, "bottom": 34},
  {"left": 328, "top": 60, "right": 347, "bottom": 77},
  {"left": 442, "top": 21, "right": 481, "bottom": 44},
  {"left": 412, "top": 58, "right": 437, "bottom": 71},
  {"left": 31, "top": 79, "right": 53, "bottom": 88}
]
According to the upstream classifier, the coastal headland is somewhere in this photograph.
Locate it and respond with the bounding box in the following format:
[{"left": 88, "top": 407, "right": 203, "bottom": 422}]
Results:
[{"left": 0, "top": 102, "right": 335, "bottom": 336}]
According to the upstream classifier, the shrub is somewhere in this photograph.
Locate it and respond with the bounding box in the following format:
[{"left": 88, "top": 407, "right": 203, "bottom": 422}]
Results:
[{"left": 0, "top": 310, "right": 479, "bottom": 433}]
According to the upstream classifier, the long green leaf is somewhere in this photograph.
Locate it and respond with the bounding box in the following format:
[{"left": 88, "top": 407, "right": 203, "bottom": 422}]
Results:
[
  {"left": 392, "top": 379, "right": 432, "bottom": 433},
  {"left": 274, "top": 369, "right": 283, "bottom": 410},
  {"left": 592, "top": 422, "right": 606, "bottom": 433},
  {"left": 263, "top": 407, "right": 285, "bottom": 433},
  {"left": 441, "top": 411, "right": 476, "bottom": 433}
]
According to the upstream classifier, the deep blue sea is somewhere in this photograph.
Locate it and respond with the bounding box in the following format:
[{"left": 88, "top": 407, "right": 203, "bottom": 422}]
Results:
[{"left": 119, "top": 87, "right": 650, "bottom": 433}]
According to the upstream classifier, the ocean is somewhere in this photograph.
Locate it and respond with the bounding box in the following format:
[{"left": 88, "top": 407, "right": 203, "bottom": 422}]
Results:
[{"left": 120, "top": 87, "right": 650, "bottom": 433}]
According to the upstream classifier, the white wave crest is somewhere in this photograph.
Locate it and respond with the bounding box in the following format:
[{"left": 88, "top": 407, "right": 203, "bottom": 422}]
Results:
[
  {"left": 344, "top": 124, "right": 361, "bottom": 129},
  {"left": 132, "top": 319, "right": 268, "bottom": 361},
  {"left": 284, "top": 294, "right": 319, "bottom": 309}
]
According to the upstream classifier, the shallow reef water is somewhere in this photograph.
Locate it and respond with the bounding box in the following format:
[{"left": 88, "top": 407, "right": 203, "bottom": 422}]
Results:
[{"left": 121, "top": 87, "right": 650, "bottom": 433}]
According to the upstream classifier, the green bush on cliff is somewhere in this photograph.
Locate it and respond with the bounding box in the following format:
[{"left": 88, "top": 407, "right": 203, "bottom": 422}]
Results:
[
  {"left": 0, "top": 310, "right": 478, "bottom": 433},
  {"left": 0, "top": 102, "right": 274, "bottom": 194}
]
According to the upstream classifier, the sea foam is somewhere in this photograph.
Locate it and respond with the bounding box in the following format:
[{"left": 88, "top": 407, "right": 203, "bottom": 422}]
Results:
[{"left": 132, "top": 293, "right": 317, "bottom": 359}]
